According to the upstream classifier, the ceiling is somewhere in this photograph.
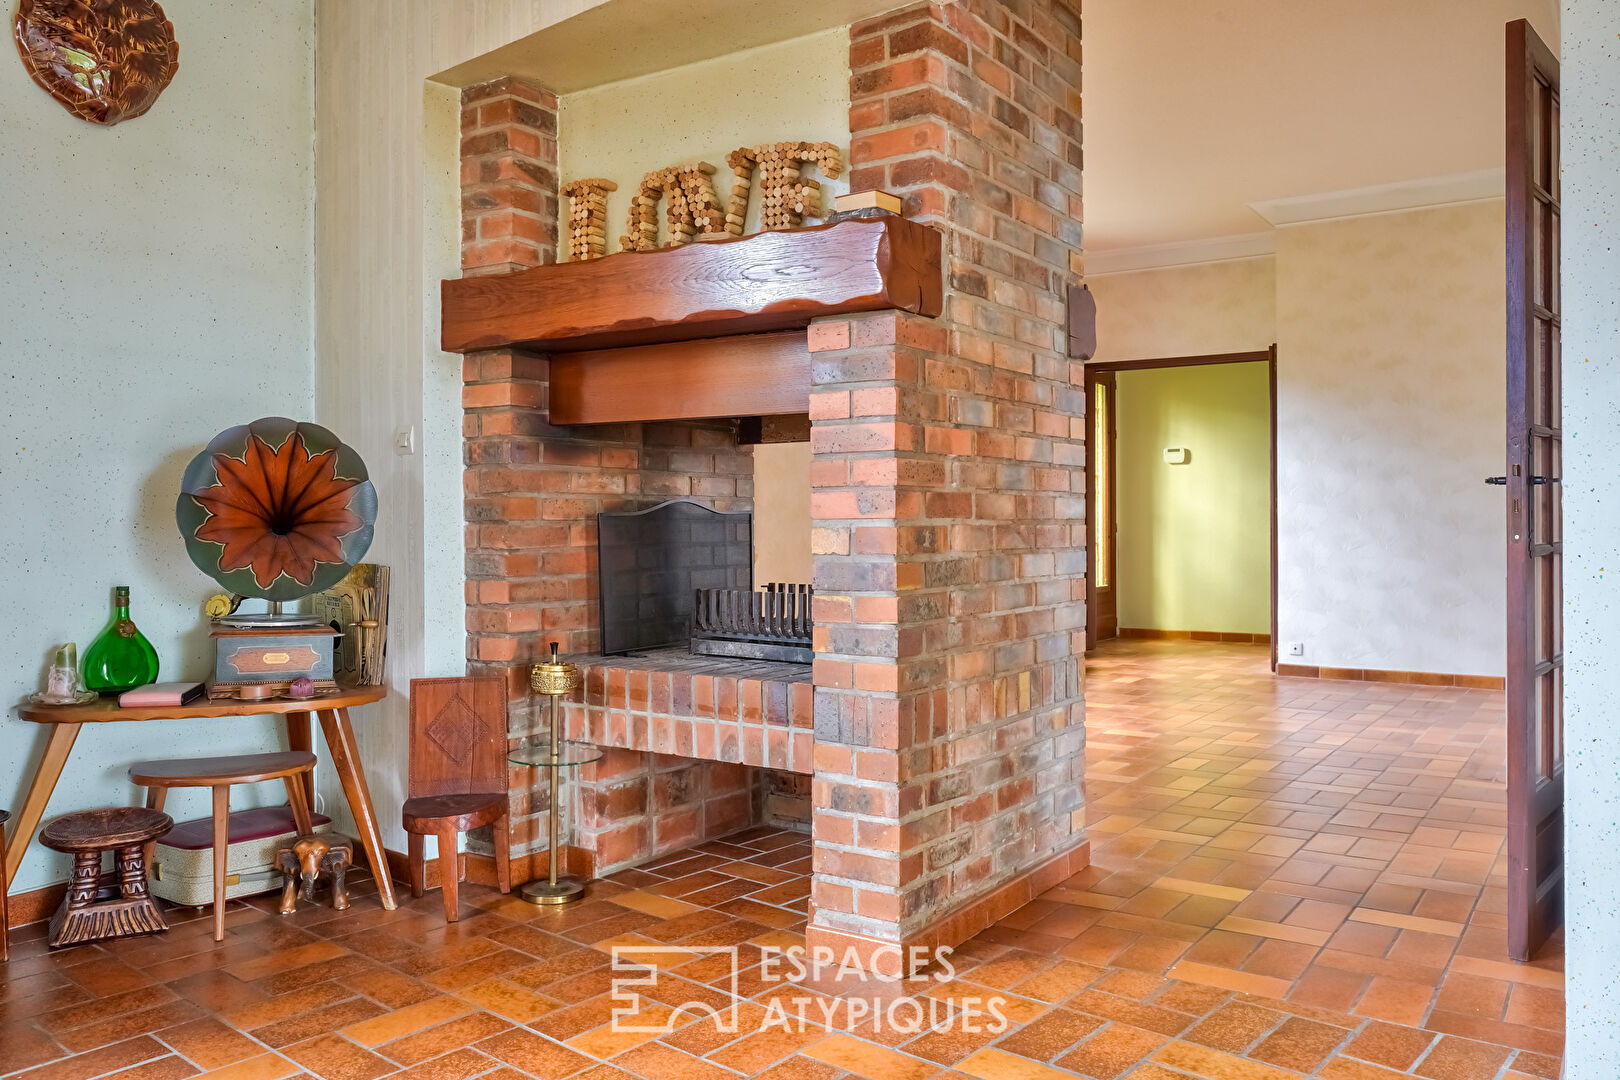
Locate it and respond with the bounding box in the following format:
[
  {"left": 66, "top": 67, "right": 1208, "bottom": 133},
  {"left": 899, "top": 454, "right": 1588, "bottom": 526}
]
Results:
[
  {"left": 1080, "top": 0, "right": 1561, "bottom": 257},
  {"left": 433, "top": 0, "right": 901, "bottom": 93}
]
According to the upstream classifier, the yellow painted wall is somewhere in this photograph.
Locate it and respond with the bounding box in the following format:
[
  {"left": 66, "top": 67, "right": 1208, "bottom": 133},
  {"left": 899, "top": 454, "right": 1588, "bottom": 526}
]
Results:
[
  {"left": 1115, "top": 363, "right": 1272, "bottom": 635},
  {"left": 556, "top": 28, "right": 851, "bottom": 259},
  {"left": 752, "top": 442, "right": 813, "bottom": 585}
]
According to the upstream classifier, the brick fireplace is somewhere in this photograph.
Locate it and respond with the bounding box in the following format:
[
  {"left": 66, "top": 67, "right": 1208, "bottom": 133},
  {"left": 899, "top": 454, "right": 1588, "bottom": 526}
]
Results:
[{"left": 455, "top": 0, "right": 1086, "bottom": 972}]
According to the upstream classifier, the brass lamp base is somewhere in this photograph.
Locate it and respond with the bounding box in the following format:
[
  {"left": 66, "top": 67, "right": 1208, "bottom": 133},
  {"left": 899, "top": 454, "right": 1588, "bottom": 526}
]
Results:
[{"left": 520, "top": 877, "right": 586, "bottom": 905}]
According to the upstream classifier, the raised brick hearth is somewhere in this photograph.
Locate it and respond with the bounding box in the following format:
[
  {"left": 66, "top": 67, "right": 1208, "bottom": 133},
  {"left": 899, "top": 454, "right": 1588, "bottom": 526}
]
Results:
[
  {"left": 567, "top": 651, "right": 815, "bottom": 772},
  {"left": 556, "top": 652, "right": 816, "bottom": 873},
  {"left": 454, "top": 0, "right": 1087, "bottom": 971}
]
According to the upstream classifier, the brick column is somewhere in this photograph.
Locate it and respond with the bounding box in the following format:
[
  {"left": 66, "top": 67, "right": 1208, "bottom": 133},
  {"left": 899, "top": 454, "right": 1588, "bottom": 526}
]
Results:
[
  {"left": 807, "top": 0, "right": 1088, "bottom": 974},
  {"left": 807, "top": 310, "right": 948, "bottom": 964},
  {"left": 460, "top": 77, "right": 559, "bottom": 276}
]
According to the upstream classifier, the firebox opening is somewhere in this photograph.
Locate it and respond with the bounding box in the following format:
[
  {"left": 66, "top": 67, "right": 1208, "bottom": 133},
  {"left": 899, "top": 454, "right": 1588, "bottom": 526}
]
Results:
[{"left": 596, "top": 498, "right": 813, "bottom": 664}]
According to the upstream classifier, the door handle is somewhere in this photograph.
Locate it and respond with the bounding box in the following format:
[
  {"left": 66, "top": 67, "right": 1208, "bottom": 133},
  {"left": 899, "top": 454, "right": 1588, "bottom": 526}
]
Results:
[
  {"left": 1485, "top": 476, "right": 1508, "bottom": 485},
  {"left": 1531, "top": 476, "right": 1560, "bottom": 485}
]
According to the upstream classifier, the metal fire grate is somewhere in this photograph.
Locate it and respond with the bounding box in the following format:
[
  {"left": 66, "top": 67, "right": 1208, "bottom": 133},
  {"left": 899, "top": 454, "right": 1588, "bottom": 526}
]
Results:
[{"left": 691, "top": 582, "right": 813, "bottom": 663}]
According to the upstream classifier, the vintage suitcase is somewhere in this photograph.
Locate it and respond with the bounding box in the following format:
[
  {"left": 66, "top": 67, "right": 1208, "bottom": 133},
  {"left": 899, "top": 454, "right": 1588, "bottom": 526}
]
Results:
[{"left": 150, "top": 806, "right": 331, "bottom": 906}]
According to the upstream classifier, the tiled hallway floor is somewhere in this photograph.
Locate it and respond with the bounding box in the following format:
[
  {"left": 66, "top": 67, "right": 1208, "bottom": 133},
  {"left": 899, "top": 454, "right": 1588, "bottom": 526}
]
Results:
[{"left": 0, "top": 641, "right": 1562, "bottom": 1080}]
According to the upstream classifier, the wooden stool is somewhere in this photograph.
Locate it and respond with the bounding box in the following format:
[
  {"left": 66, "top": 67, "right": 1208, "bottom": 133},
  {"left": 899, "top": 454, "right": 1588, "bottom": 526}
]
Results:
[
  {"left": 130, "top": 751, "right": 315, "bottom": 941},
  {"left": 38, "top": 807, "right": 172, "bottom": 947},
  {"left": 0, "top": 809, "right": 10, "bottom": 960}
]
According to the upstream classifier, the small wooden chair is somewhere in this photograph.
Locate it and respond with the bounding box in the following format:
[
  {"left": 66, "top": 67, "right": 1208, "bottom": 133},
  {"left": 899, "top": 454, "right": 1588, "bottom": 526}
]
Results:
[
  {"left": 129, "top": 751, "right": 315, "bottom": 941},
  {"left": 404, "top": 676, "right": 511, "bottom": 921}
]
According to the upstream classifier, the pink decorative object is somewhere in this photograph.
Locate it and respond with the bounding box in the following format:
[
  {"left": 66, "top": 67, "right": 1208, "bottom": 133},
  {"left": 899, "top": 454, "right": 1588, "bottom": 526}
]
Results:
[{"left": 288, "top": 676, "right": 316, "bottom": 699}]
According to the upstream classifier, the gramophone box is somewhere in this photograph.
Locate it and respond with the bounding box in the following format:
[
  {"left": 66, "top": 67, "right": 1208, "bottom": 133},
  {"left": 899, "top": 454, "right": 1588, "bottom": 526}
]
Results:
[{"left": 210, "top": 624, "right": 340, "bottom": 699}]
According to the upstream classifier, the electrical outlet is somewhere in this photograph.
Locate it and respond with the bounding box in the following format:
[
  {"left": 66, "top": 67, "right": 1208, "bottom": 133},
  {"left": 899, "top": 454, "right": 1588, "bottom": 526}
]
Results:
[{"left": 1286, "top": 642, "right": 1304, "bottom": 657}]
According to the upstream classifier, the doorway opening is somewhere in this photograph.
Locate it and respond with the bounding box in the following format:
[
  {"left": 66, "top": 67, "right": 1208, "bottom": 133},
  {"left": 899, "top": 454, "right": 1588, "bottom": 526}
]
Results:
[{"left": 1085, "top": 349, "right": 1279, "bottom": 667}]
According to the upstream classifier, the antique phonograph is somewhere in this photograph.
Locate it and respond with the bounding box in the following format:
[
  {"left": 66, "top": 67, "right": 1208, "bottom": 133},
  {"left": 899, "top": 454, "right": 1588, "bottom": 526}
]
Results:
[{"left": 177, "top": 417, "right": 377, "bottom": 699}]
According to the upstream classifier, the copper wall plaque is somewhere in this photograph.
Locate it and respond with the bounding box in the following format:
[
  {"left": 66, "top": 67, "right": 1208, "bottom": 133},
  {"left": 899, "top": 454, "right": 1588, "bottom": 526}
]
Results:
[{"left": 14, "top": 0, "right": 179, "bottom": 125}]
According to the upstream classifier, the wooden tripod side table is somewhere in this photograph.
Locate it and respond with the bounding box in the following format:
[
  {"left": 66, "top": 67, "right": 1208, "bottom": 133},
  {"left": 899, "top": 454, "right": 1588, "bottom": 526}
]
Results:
[{"left": 9, "top": 685, "right": 397, "bottom": 911}]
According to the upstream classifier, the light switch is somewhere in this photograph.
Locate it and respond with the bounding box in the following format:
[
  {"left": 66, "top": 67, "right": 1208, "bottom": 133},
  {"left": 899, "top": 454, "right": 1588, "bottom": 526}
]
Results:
[
  {"left": 395, "top": 425, "right": 416, "bottom": 455},
  {"left": 1163, "top": 447, "right": 1189, "bottom": 464}
]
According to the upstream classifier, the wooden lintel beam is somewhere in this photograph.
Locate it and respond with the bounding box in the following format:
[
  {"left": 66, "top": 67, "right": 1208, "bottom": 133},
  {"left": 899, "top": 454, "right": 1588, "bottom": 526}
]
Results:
[{"left": 547, "top": 332, "right": 811, "bottom": 425}]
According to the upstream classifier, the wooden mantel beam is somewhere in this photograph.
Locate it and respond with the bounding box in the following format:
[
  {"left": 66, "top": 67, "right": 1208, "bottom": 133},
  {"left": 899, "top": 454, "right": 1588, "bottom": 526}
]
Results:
[{"left": 440, "top": 216, "right": 943, "bottom": 354}]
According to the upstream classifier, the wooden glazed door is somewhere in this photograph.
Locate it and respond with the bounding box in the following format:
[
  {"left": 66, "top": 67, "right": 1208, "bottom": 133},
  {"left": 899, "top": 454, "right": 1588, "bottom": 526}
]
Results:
[
  {"left": 1504, "top": 17, "right": 1562, "bottom": 962},
  {"left": 1087, "top": 369, "right": 1118, "bottom": 647}
]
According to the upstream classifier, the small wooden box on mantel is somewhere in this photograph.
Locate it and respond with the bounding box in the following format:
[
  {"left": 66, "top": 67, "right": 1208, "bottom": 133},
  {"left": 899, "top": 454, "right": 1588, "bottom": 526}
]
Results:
[{"left": 209, "top": 625, "right": 339, "bottom": 700}]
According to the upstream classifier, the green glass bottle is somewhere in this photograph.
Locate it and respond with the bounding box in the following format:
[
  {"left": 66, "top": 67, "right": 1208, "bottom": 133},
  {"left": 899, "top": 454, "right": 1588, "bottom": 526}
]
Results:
[{"left": 83, "top": 586, "right": 160, "bottom": 695}]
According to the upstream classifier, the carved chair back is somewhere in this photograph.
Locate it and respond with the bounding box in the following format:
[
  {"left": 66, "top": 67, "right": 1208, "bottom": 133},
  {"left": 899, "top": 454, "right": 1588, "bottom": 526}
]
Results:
[{"left": 407, "top": 676, "right": 508, "bottom": 800}]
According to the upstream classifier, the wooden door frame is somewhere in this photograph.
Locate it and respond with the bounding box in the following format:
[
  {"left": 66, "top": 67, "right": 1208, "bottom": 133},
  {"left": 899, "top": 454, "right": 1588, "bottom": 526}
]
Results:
[
  {"left": 1084, "top": 368, "right": 1118, "bottom": 648},
  {"left": 1082, "top": 349, "right": 1280, "bottom": 669},
  {"left": 1504, "top": 16, "right": 1563, "bottom": 961}
]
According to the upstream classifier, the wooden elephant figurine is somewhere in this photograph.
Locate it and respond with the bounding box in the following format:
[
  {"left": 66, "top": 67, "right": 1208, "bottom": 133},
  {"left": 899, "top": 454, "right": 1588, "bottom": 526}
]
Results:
[{"left": 275, "top": 833, "right": 353, "bottom": 914}]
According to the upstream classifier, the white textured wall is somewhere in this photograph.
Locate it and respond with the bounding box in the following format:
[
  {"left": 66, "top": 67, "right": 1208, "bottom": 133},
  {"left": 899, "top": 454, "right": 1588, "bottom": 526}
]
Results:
[
  {"left": 1563, "top": 0, "right": 1620, "bottom": 1068},
  {"left": 1089, "top": 258, "right": 1276, "bottom": 362},
  {"left": 1088, "top": 204, "right": 1505, "bottom": 677},
  {"left": 1275, "top": 202, "right": 1505, "bottom": 676},
  {"left": 314, "top": 0, "right": 608, "bottom": 860},
  {"left": 556, "top": 28, "right": 851, "bottom": 260},
  {"left": 0, "top": 0, "right": 315, "bottom": 892}
]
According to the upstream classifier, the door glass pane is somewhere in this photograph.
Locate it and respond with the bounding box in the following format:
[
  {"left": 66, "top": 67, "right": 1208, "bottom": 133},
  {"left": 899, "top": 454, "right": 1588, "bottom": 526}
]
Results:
[
  {"left": 1533, "top": 79, "right": 1547, "bottom": 189},
  {"left": 1542, "top": 318, "right": 1556, "bottom": 429},
  {"left": 1551, "top": 93, "right": 1561, "bottom": 200},
  {"left": 1529, "top": 326, "right": 1543, "bottom": 428},
  {"left": 1550, "top": 439, "right": 1563, "bottom": 543},
  {"left": 1093, "top": 381, "right": 1111, "bottom": 589},
  {"left": 1550, "top": 322, "right": 1562, "bottom": 429},
  {"left": 1533, "top": 199, "right": 1547, "bottom": 309},
  {"left": 1534, "top": 437, "right": 1554, "bottom": 545},
  {"left": 1536, "top": 556, "right": 1554, "bottom": 663},
  {"left": 1540, "top": 670, "right": 1560, "bottom": 782},
  {"left": 1553, "top": 666, "right": 1564, "bottom": 768},
  {"left": 1549, "top": 205, "right": 1561, "bottom": 315},
  {"left": 1552, "top": 552, "right": 1564, "bottom": 658}
]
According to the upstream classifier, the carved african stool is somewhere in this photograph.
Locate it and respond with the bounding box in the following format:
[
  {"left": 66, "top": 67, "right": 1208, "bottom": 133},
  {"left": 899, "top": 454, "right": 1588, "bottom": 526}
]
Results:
[
  {"left": 275, "top": 833, "right": 352, "bottom": 914},
  {"left": 38, "top": 806, "right": 172, "bottom": 947}
]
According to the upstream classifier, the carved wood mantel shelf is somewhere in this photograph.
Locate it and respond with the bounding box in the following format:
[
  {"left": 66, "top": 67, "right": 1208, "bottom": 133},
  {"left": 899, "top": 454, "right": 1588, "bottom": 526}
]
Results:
[{"left": 441, "top": 216, "right": 943, "bottom": 424}]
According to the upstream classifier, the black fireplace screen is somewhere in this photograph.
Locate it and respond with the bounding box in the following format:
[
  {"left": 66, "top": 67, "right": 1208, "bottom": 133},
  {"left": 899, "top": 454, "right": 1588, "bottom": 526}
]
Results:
[{"left": 597, "top": 499, "right": 752, "bottom": 655}]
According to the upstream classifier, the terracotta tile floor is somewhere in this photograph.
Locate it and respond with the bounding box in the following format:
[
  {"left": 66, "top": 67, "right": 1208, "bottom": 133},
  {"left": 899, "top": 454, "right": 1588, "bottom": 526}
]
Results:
[{"left": 0, "top": 640, "right": 1562, "bottom": 1080}]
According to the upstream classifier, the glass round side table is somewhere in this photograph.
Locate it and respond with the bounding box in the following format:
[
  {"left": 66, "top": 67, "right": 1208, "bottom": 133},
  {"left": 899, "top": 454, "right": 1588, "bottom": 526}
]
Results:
[{"left": 508, "top": 736, "right": 601, "bottom": 905}]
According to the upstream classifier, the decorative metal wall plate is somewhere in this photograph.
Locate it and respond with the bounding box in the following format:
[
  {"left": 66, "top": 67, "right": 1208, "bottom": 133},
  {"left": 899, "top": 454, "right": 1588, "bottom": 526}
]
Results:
[
  {"left": 178, "top": 418, "right": 377, "bottom": 602},
  {"left": 14, "top": 0, "right": 179, "bottom": 125}
]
